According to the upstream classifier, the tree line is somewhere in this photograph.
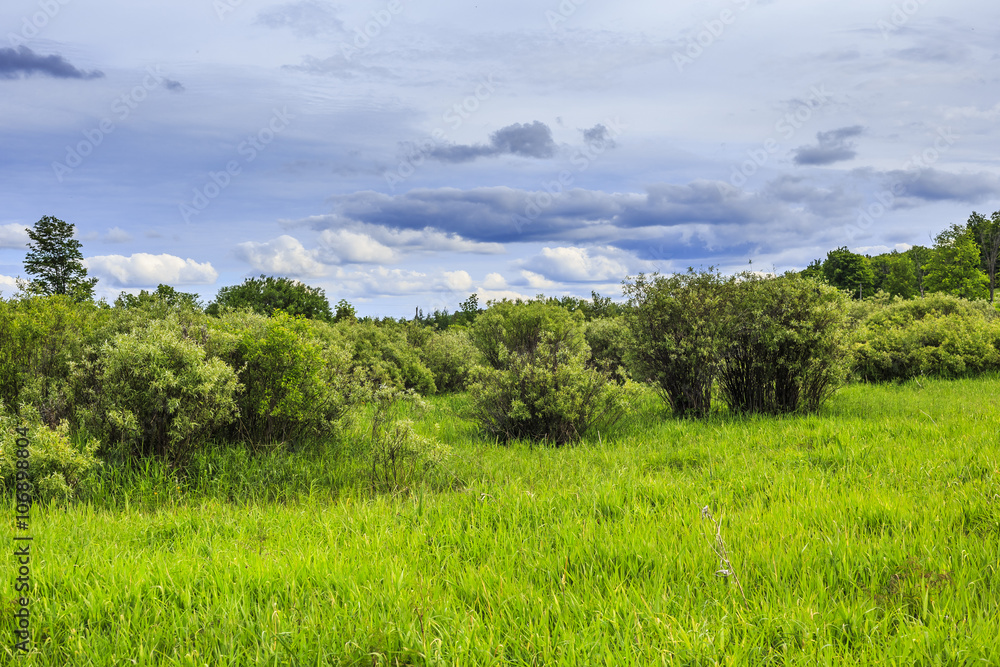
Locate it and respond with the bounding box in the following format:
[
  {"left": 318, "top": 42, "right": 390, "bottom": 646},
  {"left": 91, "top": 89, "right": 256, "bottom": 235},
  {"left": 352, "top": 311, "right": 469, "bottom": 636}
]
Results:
[{"left": 802, "top": 210, "right": 1000, "bottom": 302}]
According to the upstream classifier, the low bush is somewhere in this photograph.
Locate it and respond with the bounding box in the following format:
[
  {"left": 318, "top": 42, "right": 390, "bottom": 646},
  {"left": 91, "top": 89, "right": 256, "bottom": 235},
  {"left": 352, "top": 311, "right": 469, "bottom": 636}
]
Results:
[
  {"left": 0, "top": 404, "right": 102, "bottom": 503},
  {"left": 74, "top": 316, "right": 239, "bottom": 463},
  {"left": 363, "top": 385, "right": 452, "bottom": 493},
  {"left": 467, "top": 300, "right": 634, "bottom": 444},
  {"left": 210, "top": 310, "right": 360, "bottom": 445},
  {"left": 850, "top": 293, "right": 1000, "bottom": 381}
]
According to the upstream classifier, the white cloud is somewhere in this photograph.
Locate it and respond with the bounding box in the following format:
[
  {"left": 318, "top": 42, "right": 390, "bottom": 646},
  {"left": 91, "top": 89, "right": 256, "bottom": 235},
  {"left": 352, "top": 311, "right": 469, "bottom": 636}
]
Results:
[
  {"left": 519, "top": 270, "right": 556, "bottom": 290},
  {"left": 85, "top": 253, "right": 218, "bottom": 287},
  {"left": 234, "top": 235, "right": 326, "bottom": 277},
  {"left": 477, "top": 288, "right": 531, "bottom": 303},
  {"left": 481, "top": 272, "right": 507, "bottom": 289},
  {"left": 0, "top": 223, "right": 29, "bottom": 249},
  {"left": 0, "top": 274, "right": 19, "bottom": 297},
  {"left": 523, "top": 246, "right": 631, "bottom": 283},
  {"left": 318, "top": 229, "right": 396, "bottom": 264},
  {"left": 443, "top": 270, "right": 473, "bottom": 291}
]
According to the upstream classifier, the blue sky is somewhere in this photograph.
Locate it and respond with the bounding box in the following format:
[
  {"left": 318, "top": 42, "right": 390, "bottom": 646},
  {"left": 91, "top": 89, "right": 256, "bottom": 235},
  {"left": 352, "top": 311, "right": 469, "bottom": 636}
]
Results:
[{"left": 2, "top": 0, "right": 999, "bottom": 316}]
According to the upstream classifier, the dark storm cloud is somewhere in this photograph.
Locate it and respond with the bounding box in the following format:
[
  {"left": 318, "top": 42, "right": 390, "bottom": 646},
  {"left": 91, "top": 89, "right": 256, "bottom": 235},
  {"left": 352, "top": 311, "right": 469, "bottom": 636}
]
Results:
[
  {"left": 0, "top": 46, "right": 104, "bottom": 80},
  {"left": 427, "top": 121, "right": 557, "bottom": 163},
  {"left": 309, "top": 181, "right": 803, "bottom": 250},
  {"left": 793, "top": 125, "right": 864, "bottom": 166}
]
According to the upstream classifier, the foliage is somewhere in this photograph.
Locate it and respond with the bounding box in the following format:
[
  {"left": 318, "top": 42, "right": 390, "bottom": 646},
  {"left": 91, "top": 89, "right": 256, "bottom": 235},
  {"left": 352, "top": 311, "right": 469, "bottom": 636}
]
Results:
[
  {"left": 879, "top": 252, "right": 918, "bottom": 299},
  {"left": 22, "top": 215, "right": 98, "bottom": 301},
  {"left": 0, "top": 404, "right": 102, "bottom": 503},
  {"left": 114, "top": 284, "right": 203, "bottom": 311},
  {"left": 967, "top": 210, "right": 1000, "bottom": 303},
  {"left": 823, "top": 246, "right": 875, "bottom": 299},
  {"left": 75, "top": 316, "right": 239, "bottom": 463},
  {"left": 206, "top": 274, "right": 333, "bottom": 321},
  {"left": 467, "top": 300, "right": 634, "bottom": 444},
  {"left": 923, "top": 224, "right": 990, "bottom": 300},
  {"left": 333, "top": 298, "right": 357, "bottom": 322},
  {"left": 0, "top": 295, "right": 108, "bottom": 421},
  {"left": 583, "top": 315, "right": 632, "bottom": 380},
  {"left": 210, "top": 310, "right": 359, "bottom": 445},
  {"left": 718, "top": 273, "right": 850, "bottom": 414},
  {"left": 850, "top": 293, "right": 1000, "bottom": 381},
  {"left": 332, "top": 319, "right": 436, "bottom": 395},
  {"left": 420, "top": 328, "right": 480, "bottom": 393},
  {"left": 623, "top": 270, "right": 732, "bottom": 417}
]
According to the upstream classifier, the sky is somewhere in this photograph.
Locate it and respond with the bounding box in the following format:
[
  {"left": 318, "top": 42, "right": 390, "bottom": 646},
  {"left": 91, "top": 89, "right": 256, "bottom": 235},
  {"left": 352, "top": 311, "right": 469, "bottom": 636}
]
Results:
[{"left": 2, "top": 0, "right": 999, "bottom": 317}]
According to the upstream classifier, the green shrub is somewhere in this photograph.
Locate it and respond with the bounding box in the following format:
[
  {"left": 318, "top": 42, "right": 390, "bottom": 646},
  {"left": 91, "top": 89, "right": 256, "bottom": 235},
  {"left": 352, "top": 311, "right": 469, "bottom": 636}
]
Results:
[
  {"left": 719, "top": 273, "right": 850, "bottom": 414},
  {"left": 467, "top": 300, "right": 634, "bottom": 444},
  {"left": 850, "top": 293, "right": 1000, "bottom": 381},
  {"left": 333, "top": 320, "right": 436, "bottom": 395},
  {"left": 0, "top": 404, "right": 101, "bottom": 503},
  {"left": 74, "top": 316, "right": 239, "bottom": 463},
  {"left": 583, "top": 316, "right": 632, "bottom": 381},
  {"left": 420, "top": 328, "right": 479, "bottom": 392},
  {"left": 210, "top": 310, "right": 359, "bottom": 445},
  {"left": 623, "top": 271, "right": 732, "bottom": 417},
  {"left": 0, "top": 295, "right": 106, "bottom": 422}
]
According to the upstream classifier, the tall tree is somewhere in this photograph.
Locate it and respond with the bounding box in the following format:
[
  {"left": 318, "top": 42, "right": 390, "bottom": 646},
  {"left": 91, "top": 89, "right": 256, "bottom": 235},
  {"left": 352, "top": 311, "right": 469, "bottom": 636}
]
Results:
[
  {"left": 822, "top": 246, "right": 875, "bottom": 298},
  {"left": 23, "top": 215, "right": 97, "bottom": 301},
  {"left": 923, "top": 224, "right": 989, "bottom": 300},
  {"left": 967, "top": 210, "right": 1000, "bottom": 303},
  {"left": 880, "top": 252, "right": 918, "bottom": 298}
]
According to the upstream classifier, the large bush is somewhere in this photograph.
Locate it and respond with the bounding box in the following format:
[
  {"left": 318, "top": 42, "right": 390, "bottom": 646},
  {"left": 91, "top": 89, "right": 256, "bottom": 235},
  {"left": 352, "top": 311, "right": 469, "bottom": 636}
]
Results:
[
  {"left": 467, "top": 300, "right": 634, "bottom": 444},
  {"left": 719, "top": 273, "right": 850, "bottom": 414},
  {"left": 210, "top": 310, "right": 360, "bottom": 445},
  {"left": 850, "top": 293, "right": 1000, "bottom": 381},
  {"left": 74, "top": 316, "right": 239, "bottom": 463},
  {"left": 623, "top": 271, "right": 732, "bottom": 417}
]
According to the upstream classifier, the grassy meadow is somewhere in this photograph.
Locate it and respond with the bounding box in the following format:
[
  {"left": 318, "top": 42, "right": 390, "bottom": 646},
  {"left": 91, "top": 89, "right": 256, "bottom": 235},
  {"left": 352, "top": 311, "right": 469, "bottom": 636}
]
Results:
[{"left": 3, "top": 375, "right": 1000, "bottom": 665}]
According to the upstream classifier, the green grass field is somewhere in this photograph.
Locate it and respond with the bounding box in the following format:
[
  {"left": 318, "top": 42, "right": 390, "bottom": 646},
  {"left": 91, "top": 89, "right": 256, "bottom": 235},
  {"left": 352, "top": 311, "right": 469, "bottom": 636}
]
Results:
[{"left": 3, "top": 375, "right": 999, "bottom": 665}]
